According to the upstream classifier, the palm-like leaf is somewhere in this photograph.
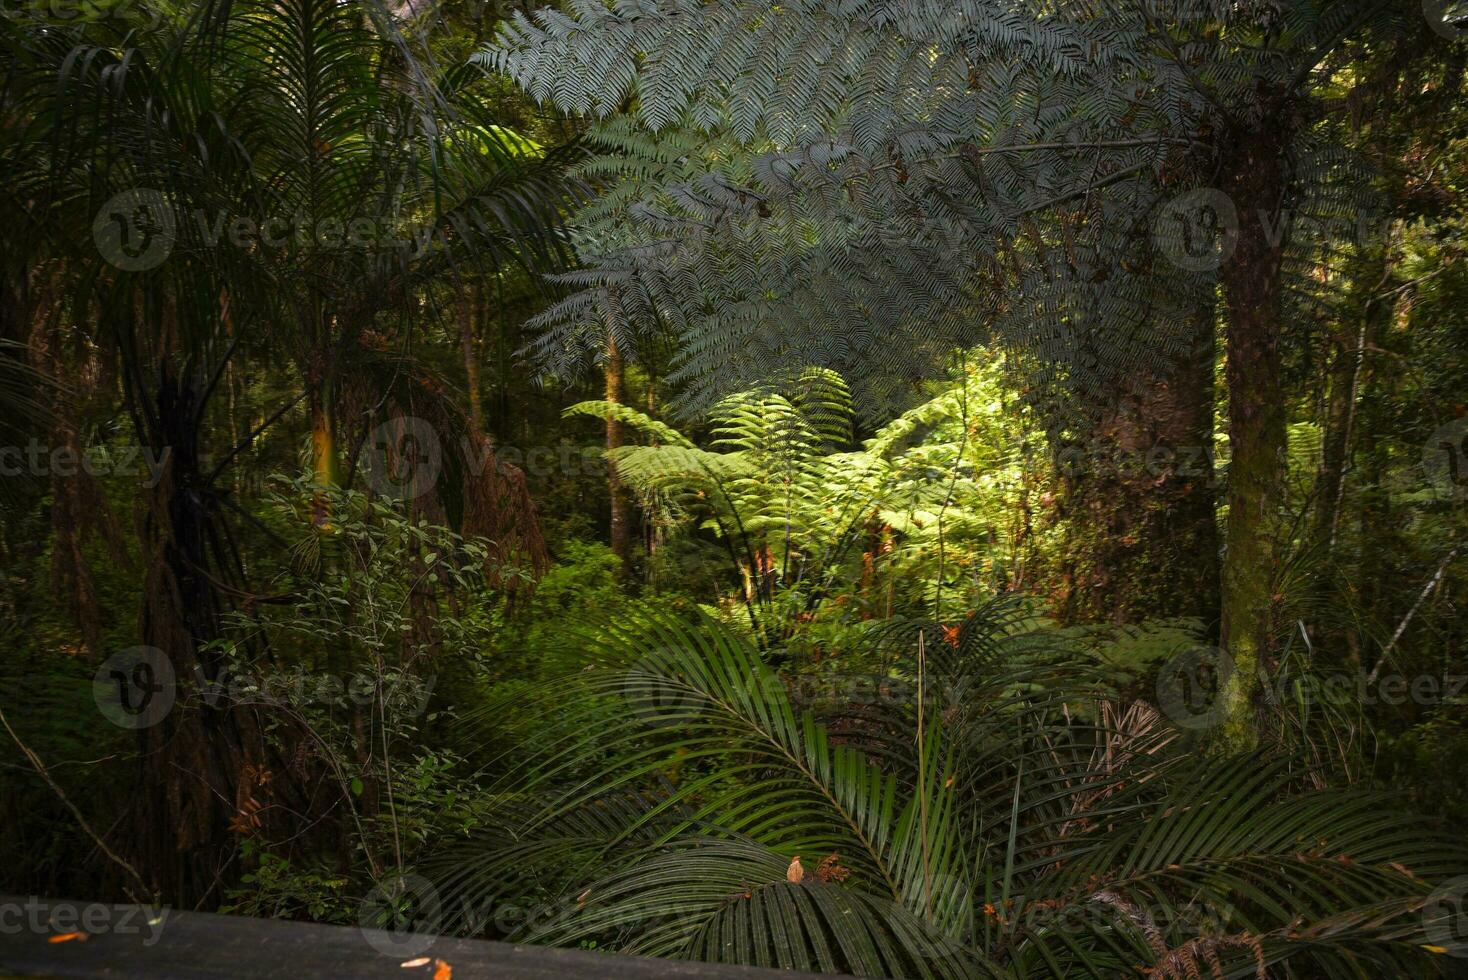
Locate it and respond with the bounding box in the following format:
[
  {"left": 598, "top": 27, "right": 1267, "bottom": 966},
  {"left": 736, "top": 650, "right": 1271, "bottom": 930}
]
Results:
[{"left": 440, "top": 606, "right": 1466, "bottom": 977}]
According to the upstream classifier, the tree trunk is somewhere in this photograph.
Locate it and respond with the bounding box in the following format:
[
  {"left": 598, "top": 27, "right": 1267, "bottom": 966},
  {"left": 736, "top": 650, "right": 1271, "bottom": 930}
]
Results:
[
  {"left": 1054, "top": 311, "right": 1219, "bottom": 628},
  {"left": 134, "top": 363, "right": 274, "bottom": 906},
  {"left": 605, "top": 333, "right": 631, "bottom": 573},
  {"left": 644, "top": 373, "right": 659, "bottom": 566},
  {"left": 306, "top": 345, "right": 340, "bottom": 526},
  {"left": 1217, "top": 120, "right": 1291, "bottom": 747},
  {"left": 1313, "top": 225, "right": 1398, "bottom": 558},
  {"left": 461, "top": 282, "right": 486, "bottom": 435}
]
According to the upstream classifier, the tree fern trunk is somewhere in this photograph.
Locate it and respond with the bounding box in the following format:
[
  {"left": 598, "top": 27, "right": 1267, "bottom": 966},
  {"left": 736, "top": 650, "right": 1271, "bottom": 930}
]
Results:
[{"left": 605, "top": 333, "right": 631, "bottom": 573}]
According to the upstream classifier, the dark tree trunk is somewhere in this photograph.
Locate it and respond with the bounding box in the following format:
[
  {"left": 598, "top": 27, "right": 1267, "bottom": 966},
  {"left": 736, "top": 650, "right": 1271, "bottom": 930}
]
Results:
[
  {"left": 1054, "top": 311, "right": 1219, "bottom": 628},
  {"left": 133, "top": 364, "right": 274, "bottom": 906},
  {"left": 461, "top": 282, "right": 486, "bottom": 435},
  {"left": 1217, "top": 116, "right": 1292, "bottom": 746}
]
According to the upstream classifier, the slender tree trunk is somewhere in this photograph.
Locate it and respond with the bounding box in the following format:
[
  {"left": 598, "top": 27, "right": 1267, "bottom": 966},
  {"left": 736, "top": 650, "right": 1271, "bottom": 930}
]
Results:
[
  {"left": 643, "top": 372, "right": 659, "bottom": 566},
  {"left": 1217, "top": 119, "right": 1291, "bottom": 747},
  {"left": 309, "top": 394, "right": 336, "bottom": 486},
  {"left": 1314, "top": 225, "right": 1398, "bottom": 558},
  {"left": 605, "top": 333, "right": 631, "bottom": 572},
  {"left": 461, "top": 282, "right": 486, "bottom": 435},
  {"left": 1314, "top": 324, "right": 1354, "bottom": 551},
  {"left": 306, "top": 340, "right": 340, "bottom": 526},
  {"left": 308, "top": 381, "right": 338, "bottom": 527},
  {"left": 1054, "top": 311, "right": 1219, "bottom": 627}
]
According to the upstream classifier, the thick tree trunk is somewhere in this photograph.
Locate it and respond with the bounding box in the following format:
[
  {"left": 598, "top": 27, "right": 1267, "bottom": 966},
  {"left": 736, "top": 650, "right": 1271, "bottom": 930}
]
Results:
[
  {"left": 1217, "top": 121, "right": 1291, "bottom": 747},
  {"left": 605, "top": 333, "right": 632, "bottom": 573},
  {"left": 135, "top": 364, "right": 275, "bottom": 906},
  {"left": 1055, "top": 311, "right": 1219, "bottom": 627}
]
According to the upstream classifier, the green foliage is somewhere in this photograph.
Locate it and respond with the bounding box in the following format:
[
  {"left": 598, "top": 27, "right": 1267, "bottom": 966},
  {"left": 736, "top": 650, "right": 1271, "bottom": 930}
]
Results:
[
  {"left": 571, "top": 361, "right": 1054, "bottom": 640},
  {"left": 477, "top": 1, "right": 1419, "bottom": 415},
  {"left": 437, "top": 605, "right": 1465, "bottom": 977},
  {"left": 222, "top": 844, "right": 352, "bottom": 922},
  {"left": 1, "top": 0, "right": 1466, "bottom": 970},
  {"left": 205, "top": 481, "right": 499, "bottom": 911}
]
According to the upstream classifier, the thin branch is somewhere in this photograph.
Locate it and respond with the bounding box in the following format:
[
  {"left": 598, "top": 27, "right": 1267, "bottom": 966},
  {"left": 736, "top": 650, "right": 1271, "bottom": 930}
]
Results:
[
  {"left": 1367, "top": 544, "right": 1462, "bottom": 683},
  {"left": 205, "top": 390, "right": 308, "bottom": 487},
  {"left": 0, "top": 704, "right": 154, "bottom": 903}
]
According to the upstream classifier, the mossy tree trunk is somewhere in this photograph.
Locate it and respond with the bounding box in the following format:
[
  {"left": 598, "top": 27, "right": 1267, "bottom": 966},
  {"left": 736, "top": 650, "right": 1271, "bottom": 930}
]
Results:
[
  {"left": 1054, "top": 312, "right": 1219, "bottom": 628},
  {"left": 1217, "top": 115, "right": 1292, "bottom": 747}
]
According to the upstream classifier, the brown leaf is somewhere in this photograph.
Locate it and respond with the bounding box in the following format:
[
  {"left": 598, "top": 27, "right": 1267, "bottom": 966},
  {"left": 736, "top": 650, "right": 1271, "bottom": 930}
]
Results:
[
  {"left": 432, "top": 959, "right": 452, "bottom": 980},
  {"left": 48, "top": 932, "right": 87, "bottom": 944},
  {"left": 786, "top": 855, "right": 804, "bottom": 884}
]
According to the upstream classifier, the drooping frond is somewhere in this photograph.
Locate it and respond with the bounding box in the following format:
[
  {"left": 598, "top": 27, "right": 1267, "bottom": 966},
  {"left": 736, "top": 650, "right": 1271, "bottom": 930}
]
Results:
[{"left": 478, "top": 0, "right": 1405, "bottom": 415}]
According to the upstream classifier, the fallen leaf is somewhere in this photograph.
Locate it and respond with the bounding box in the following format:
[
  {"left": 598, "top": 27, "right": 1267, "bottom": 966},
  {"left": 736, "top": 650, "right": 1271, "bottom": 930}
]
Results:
[
  {"left": 48, "top": 932, "right": 87, "bottom": 944},
  {"left": 400, "top": 957, "right": 431, "bottom": 968},
  {"left": 786, "top": 855, "right": 804, "bottom": 884},
  {"left": 433, "top": 958, "right": 452, "bottom": 980}
]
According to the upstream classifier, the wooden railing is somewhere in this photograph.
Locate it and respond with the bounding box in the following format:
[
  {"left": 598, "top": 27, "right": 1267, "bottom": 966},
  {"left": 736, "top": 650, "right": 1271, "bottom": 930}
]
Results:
[{"left": 0, "top": 896, "right": 827, "bottom": 978}]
